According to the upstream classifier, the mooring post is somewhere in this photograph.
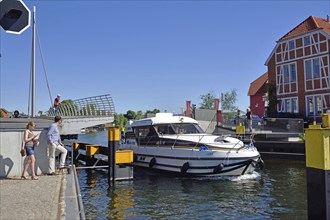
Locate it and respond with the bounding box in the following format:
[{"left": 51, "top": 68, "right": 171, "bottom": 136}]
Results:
[
  {"left": 108, "top": 128, "right": 120, "bottom": 186},
  {"left": 305, "top": 114, "right": 330, "bottom": 220}
]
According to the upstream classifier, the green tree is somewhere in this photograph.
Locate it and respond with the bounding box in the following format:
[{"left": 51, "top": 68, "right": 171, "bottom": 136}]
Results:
[
  {"left": 145, "top": 109, "right": 160, "bottom": 117},
  {"left": 0, "top": 111, "right": 3, "bottom": 118},
  {"left": 199, "top": 90, "right": 216, "bottom": 109},
  {"left": 267, "top": 82, "right": 278, "bottom": 117},
  {"left": 221, "top": 89, "right": 238, "bottom": 111},
  {"left": 124, "top": 110, "right": 137, "bottom": 120},
  {"left": 136, "top": 110, "right": 144, "bottom": 119},
  {"left": 114, "top": 113, "right": 128, "bottom": 129}
]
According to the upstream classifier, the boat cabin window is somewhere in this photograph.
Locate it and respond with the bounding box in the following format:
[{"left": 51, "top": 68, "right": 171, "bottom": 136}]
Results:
[
  {"left": 171, "top": 123, "right": 204, "bottom": 134},
  {"left": 135, "top": 126, "right": 160, "bottom": 145},
  {"left": 157, "top": 125, "right": 176, "bottom": 135}
]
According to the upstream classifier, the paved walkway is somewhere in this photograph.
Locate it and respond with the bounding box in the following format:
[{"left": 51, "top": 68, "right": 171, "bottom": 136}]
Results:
[{"left": 0, "top": 174, "right": 66, "bottom": 220}]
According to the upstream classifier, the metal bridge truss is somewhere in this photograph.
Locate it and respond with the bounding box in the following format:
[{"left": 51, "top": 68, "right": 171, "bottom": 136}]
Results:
[{"left": 47, "top": 94, "right": 115, "bottom": 117}]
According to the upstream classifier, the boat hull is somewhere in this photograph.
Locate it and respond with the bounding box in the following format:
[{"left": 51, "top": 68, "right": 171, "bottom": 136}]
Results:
[{"left": 121, "top": 145, "right": 261, "bottom": 176}]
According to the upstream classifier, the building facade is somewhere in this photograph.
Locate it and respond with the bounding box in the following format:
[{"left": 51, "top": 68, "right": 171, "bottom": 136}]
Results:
[
  {"left": 248, "top": 72, "right": 268, "bottom": 117},
  {"left": 265, "top": 16, "right": 330, "bottom": 121}
]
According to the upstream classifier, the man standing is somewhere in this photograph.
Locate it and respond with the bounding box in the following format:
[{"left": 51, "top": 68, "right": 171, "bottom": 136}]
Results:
[
  {"left": 246, "top": 108, "right": 253, "bottom": 132},
  {"left": 47, "top": 116, "right": 67, "bottom": 175},
  {"left": 53, "top": 94, "right": 62, "bottom": 116}
]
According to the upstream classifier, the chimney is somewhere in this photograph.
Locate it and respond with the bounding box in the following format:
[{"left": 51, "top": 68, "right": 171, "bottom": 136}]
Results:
[
  {"left": 214, "top": 99, "right": 220, "bottom": 110},
  {"left": 185, "top": 101, "right": 191, "bottom": 117},
  {"left": 327, "top": 15, "right": 329, "bottom": 22}
]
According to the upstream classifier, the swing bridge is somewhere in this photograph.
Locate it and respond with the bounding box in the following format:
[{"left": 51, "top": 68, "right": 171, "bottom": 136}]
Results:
[
  {"left": 0, "top": 94, "right": 115, "bottom": 135},
  {"left": 47, "top": 94, "right": 115, "bottom": 135}
]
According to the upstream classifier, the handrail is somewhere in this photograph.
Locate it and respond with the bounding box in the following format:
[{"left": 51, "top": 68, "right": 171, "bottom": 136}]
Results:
[{"left": 47, "top": 94, "right": 115, "bottom": 117}]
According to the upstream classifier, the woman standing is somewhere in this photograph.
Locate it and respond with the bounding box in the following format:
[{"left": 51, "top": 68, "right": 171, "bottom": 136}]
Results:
[{"left": 21, "top": 122, "right": 39, "bottom": 180}]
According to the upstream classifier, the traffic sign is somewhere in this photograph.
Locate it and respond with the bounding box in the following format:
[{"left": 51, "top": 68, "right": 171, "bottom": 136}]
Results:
[{"left": 0, "top": 0, "right": 31, "bottom": 34}]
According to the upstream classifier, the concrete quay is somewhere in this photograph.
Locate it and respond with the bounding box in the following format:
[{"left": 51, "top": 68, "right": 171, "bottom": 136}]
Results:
[{"left": 0, "top": 167, "right": 84, "bottom": 220}]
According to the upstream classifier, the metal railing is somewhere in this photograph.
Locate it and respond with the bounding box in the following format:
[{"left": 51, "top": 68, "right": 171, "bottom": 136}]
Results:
[{"left": 47, "top": 94, "right": 115, "bottom": 117}]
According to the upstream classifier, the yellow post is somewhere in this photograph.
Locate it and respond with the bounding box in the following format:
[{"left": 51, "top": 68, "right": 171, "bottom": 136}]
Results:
[
  {"left": 305, "top": 114, "right": 330, "bottom": 219},
  {"left": 108, "top": 128, "right": 120, "bottom": 185},
  {"left": 236, "top": 123, "right": 245, "bottom": 135}
]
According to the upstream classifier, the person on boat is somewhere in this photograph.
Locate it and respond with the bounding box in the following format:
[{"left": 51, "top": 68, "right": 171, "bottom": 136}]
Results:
[
  {"left": 46, "top": 116, "right": 67, "bottom": 175},
  {"left": 21, "top": 122, "right": 39, "bottom": 180},
  {"left": 246, "top": 108, "right": 253, "bottom": 132},
  {"left": 53, "top": 94, "right": 62, "bottom": 116}
]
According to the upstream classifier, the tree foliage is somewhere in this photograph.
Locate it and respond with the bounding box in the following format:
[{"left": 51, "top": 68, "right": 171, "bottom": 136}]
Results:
[
  {"left": 199, "top": 90, "right": 216, "bottom": 109},
  {"left": 267, "top": 82, "right": 278, "bottom": 117},
  {"left": 221, "top": 89, "right": 238, "bottom": 111},
  {"left": 114, "top": 113, "right": 128, "bottom": 129},
  {"left": 124, "top": 110, "right": 137, "bottom": 120}
]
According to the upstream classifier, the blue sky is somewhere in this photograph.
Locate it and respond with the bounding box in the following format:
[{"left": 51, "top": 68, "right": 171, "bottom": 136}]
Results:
[{"left": 0, "top": 0, "right": 329, "bottom": 115}]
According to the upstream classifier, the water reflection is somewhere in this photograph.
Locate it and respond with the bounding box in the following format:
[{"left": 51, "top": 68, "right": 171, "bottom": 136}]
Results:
[{"left": 78, "top": 160, "right": 307, "bottom": 219}]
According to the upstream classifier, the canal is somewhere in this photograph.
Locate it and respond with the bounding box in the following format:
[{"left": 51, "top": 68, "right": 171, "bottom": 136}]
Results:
[{"left": 77, "top": 131, "right": 307, "bottom": 219}]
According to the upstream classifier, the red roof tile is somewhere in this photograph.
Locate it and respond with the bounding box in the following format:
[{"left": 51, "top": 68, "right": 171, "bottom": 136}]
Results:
[
  {"left": 279, "top": 16, "right": 330, "bottom": 41},
  {"left": 248, "top": 72, "right": 268, "bottom": 96}
]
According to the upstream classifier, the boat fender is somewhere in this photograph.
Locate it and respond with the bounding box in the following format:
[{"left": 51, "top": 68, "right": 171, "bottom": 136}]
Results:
[
  {"left": 213, "top": 163, "right": 224, "bottom": 174},
  {"left": 149, "top": 157, "right": 156, "bottom": 168},
  {"left": 257, "top": 158, "right": 264, "bottom": 170},
  {"left": 180, "top": 162, "right": 190, "bottom": 174}
]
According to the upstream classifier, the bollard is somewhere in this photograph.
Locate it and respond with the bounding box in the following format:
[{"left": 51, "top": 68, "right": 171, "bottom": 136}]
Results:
[
  {"left": 108, "top": 128, "right": 120, "bottom": 186},
  {"left": 305, "top": 114, "right": 330, "bottom": 220},
  {"left": 236, "top": 123, "right": 245, "bottom": 136}
]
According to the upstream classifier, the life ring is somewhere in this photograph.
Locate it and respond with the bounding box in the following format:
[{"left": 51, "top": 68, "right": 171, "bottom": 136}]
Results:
[
  {"left": 149, "top": 157, "right": 156, "bottom": 168},
  {"left": 180, "top": 162, "right": 190, "bottom": 174}
]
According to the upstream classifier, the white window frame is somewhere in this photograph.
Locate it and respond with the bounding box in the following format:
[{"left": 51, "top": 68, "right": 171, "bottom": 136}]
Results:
[
  {"left": 304, "top": 55, "right": 330, "bottom": 91},
  {"left": 276, "top": 62, "right": 298, "bottom": 95},
  {"left": 277, "top": 97, "right": 299, "bottom": 113},
  {"left": 305, "top": 93, "right": 330, "bottom": 118},
  {"left": 275, "top": 31, "right": 328, "bottom": 65}
]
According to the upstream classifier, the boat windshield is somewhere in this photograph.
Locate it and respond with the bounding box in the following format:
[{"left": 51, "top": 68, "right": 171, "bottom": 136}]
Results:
[{"left": 157, "top": 123, "right": 204, "bottom": 135}]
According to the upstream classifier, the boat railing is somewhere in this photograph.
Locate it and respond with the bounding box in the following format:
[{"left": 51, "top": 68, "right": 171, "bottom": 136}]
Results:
[{"left": 47, "top": 94, "right": 115, "bottom": 117}]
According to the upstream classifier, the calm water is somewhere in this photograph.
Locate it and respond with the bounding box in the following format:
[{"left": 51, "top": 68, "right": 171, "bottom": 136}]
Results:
[{"left": 77, "top": 131, "right": 307, "bottom": 220}]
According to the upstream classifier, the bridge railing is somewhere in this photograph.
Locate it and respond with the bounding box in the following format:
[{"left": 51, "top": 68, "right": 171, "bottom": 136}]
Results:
[{"left": 47, "top": 94, "right": 115, "bottom": 117}]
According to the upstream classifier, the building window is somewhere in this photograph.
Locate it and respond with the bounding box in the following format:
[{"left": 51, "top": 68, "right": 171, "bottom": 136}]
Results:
[
  {"left": 290, "top": 63, "right": 296, "bottom": 82},
  {"left": 289, "top": 40, "right": 295, "bottom": 50},
  {"left": 305, "top": 58, "right": 321, "bottom": 80},
  {"left": 305, "top": 60, "right": 312, "bottom": 80},
  {"left": 304, "top": 36, "right": 310, "bottom": 46},
  {"left": 278, "top": 97, "right": 298, "bottom": 113},
  {"left": 292, "top": 98, "right": 298, "bottom": 113},
  {"left": 277, "top": 62, "right": 298, "bottom": 95},
  {"left": 313, "top": 58, "right": 320, "bottom": 79},
  {"left": 316, "top": 96, "right": 322, "bottom": 114},
  {"left": 307, "top": 96, "right": 314, "bottom": 117},
  {"left": 306, "top": 94, "right": 330, "bottom": 118},
  {"left": 284, "top": 65, "right": 289, "bottom": 83}
]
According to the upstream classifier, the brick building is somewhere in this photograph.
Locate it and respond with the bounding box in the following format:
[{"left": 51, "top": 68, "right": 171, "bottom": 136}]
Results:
[
  {"left": 265, "top": 16, "right": 330, "bottom": 121},
  {"left": 248, "top": 72, "right": 268, "bottom": 117}
]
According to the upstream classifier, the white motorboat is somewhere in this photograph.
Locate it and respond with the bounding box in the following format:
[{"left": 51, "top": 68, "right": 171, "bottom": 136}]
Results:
[{"left": 121, "top": 113, "right": 263, "bottom": 176}]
